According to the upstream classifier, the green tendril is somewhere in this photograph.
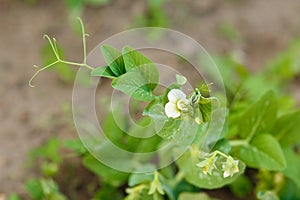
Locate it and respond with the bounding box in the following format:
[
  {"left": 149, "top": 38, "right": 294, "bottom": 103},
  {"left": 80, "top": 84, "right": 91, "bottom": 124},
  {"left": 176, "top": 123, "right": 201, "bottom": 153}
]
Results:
[
  {"left": 52, "top": 38, "right": 60, "bottom": 59},
  {"left": 29, "top": 18, "right": 93, "bottom": 88},
  {"left": 43, "top": 35, "right": 60, "bottom": 60},
  {"left": 77, "top": 17, "right": 87, "bottom": 64},
  {"left": 29, "top": 61, "right": 59, "bottom": 87}
]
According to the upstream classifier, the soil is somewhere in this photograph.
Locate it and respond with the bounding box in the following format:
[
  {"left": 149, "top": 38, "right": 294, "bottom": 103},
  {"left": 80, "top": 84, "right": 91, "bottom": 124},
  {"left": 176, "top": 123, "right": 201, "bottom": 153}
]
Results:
[{"left": 1, "top": 0, "right": 300, "bottom": 198}]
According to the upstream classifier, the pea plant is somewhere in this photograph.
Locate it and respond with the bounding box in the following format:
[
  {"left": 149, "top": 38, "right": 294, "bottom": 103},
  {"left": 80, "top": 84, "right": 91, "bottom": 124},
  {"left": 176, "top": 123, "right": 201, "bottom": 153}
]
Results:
[{"left": 27, "top": 19, "right": 300, "bottom": 200}]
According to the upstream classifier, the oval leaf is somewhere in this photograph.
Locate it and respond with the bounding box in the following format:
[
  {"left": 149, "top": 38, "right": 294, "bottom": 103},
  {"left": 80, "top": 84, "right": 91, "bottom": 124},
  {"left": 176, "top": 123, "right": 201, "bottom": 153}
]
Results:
[
  {"left": 122, "top": 46, "right": 159, "bottom": 90},
  {"left": 238, "top": 134, "right": 286, "bottom": 171},
  {"left": 239, "top": 90, "right": 277, "bottom": 139},
  {"left": 282, "top": 147, "right": 300, "bottom": 187},
  {"left": 101, "top": 45, "right": 125, "bottom": 76},
  {"left": 271, "top": 109, "right": 300, "bottom": 147},
  {"left": 112, "top": 65, "right": 157, "bottom": 102},
  {"left": 91, "top": 66, "right": 116, "bottom": 78}
]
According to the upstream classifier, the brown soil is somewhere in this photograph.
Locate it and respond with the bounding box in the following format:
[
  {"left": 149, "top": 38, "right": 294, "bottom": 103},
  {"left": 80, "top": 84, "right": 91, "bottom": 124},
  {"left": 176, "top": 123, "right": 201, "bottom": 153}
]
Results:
[{"left": 1, "top": 0, "right": 300, "bottom": 198}]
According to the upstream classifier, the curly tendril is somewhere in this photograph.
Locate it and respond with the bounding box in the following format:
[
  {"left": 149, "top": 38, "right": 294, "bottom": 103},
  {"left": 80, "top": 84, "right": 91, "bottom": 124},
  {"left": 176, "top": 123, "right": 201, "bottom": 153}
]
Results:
[{"left": 29, "top": 18, "right": 94, "bottom": 87}]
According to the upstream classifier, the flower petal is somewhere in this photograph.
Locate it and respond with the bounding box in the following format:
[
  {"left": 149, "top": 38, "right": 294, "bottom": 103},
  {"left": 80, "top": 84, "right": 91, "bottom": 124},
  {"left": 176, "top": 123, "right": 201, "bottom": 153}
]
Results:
[
  {"left": 165, "top": 102, "right": 180, "bottom": 118},
  {"left": 223, "top": 170, "right": 230, "bottom": 178},
  {"left": 168, "top": 89, "right": 186, "bottom": 103}
]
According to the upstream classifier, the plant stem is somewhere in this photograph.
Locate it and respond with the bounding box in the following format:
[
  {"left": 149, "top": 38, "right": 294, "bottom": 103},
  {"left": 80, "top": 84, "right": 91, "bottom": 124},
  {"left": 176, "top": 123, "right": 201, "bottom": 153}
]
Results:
[
  {"left": 77, "top": 17, "right": 87, "bottom": 64},
  {"left": 229, "top": 139, "right": 248, "bottom": 147},
  {"left": 60, "top": 60, "right": 94, "bottom": 71}
]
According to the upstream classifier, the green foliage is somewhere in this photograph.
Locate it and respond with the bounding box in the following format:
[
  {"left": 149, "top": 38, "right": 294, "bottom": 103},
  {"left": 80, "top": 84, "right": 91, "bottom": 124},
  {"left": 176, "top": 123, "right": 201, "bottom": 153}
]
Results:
[
  {"left": 279, "top": 179, "right": 300, "bottom": 200},
  {"left": 111, "top": 66, "right": 156, "bottom": 101},
  {"left": 63, "top": 139, "right": 87, "bottom": 155},
  {"left": 266, "top": 39, "right": 300, "bottom": 83},
  {"left": 128, "top": 173, "right": 154, "bottom": 187},
  {"left": 92, "top": 46, "right": 159, "bottom": 102},
  {"left": 83, "top": 154, "right": 129, "bottom": 187},
  {"left": 282, "top": 147, "right": 300, "bottom": 188},
  {"left": 238, "top": 91, "right": 277, "bottom": 139},
  {"left": 198, "top": 38, "right": 300, "bottom": 199},
  {"left": 30, "top": 23, "right": 300, "bottom": 199},
  {"left": 271, "top": 110, "right": 300, "bottom": 147},
  {"left": 101, "top": 45, "right": 125, "bottom": 76},
  {"left": 25, "top": 179, "right": 66, "bottom": 200},
  {"left": 238, "top": 134, "right": 286, "bottom": 171},
  {"left": 30, "top": 138, "right": 62, "bottom": 164},
  {"left": 178, "top": 192, "right": 219, "bottom": 200},
  {"left": 29, "top": 138, "right": 62, "bottom": 177},
  {"left": 102, "top": 109, "right": 161, "bottom": 153}
]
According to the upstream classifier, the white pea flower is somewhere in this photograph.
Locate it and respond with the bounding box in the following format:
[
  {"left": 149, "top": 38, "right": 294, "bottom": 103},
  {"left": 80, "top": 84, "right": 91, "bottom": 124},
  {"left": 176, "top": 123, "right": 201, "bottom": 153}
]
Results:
[
  {"left": 165, "top": 89, "right": 190, "bottom": 118},
  {"left": 196, "top": 156, "right": 217, "bottom": 175},
  {"left": 222, "top": 156, "right": 239, "bottom": 178}
]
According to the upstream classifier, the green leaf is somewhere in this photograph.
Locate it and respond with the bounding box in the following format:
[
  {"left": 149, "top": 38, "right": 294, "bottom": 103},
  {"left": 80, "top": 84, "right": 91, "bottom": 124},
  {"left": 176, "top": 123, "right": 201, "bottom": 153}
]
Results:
[
  {"left": 176, "top": 145, "right": 245, "bottom": 189},
  {"left": 271, "top": 109, "right": 300, "bottom": 147},
  {"left": 101, "top": 45, "right": 125, "bottom": 76},
  {"left": 143, "top": 103, "right": 167, "bottom": 132},
  {"left": 242, "top": 74, "right": 278, "bottom": 101},
  {"left": 211, "top": 139, "right": 231, "bottom": 154},
  {"left": 266, "top": 39, "right": 300, "bottom": 82},
  {"left": 29, "top": 138, "right": 62, "bottom": 164},
  {"left": 128, "top": 173, "right": 154, "bottom": 187},
  {"left": 239, "top": 90, "right": 277, "bottom": 139},
  {"left": 122, "top": 46, "right": 151, "bottom": 70},
  {"left": 122, "top": 46, "right": 158, "bottom": 90},
  {"left": 25, "top": 179, "right": 43, "bottom": 200},
  {"left": 238, "top": 134, "right": 286, "bottom": 171},
  {"left": 112, "top": 65, "right": 157, "bottom": 102},
  {"left": 91, "top": 66, "right": 116, "bottom": 78},
  {"left": 143, "top": 102, "right": 182, "bottom": 140},
  {"left": 199, "top": 102, "right": 212, "bottom": 123},
  {"left": 179, "top": 192, "right": 219, "bottom": 200},
  {"left": 83, "top": 154, "right": 129, "bottom": 187},
  {"left": 156, "top": 118, "right": 181, "bottom": 140},
  {"left": 282, "top": 147, "right": 300, "bottom": 188},
  {"left": 63, "top": 139, "right": 87, "bottom": 155},
  {"left": 279, "top": 179, "right": 300, "bottom": 200},
  {"left": 102, "top": 109, "right": 128, "bottom": 150},
  {"left": 171, "top": 179, "right": 199, "bottom": 199}
]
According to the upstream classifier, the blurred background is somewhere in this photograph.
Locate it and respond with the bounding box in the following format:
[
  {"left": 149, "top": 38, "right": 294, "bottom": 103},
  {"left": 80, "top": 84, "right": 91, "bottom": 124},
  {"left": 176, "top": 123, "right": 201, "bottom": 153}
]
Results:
[{"left": 1, "top": 0, "right": 300, "bottom": 198}]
